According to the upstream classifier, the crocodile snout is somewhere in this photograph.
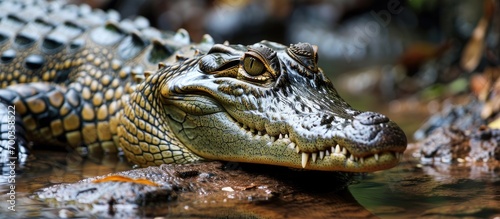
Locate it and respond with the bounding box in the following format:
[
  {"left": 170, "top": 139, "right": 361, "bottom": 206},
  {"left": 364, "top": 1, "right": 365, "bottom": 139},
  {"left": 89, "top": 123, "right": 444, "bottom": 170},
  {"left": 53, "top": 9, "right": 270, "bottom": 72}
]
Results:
[{"left": 341, "top": 111, "right": 407, "bottom": 157}]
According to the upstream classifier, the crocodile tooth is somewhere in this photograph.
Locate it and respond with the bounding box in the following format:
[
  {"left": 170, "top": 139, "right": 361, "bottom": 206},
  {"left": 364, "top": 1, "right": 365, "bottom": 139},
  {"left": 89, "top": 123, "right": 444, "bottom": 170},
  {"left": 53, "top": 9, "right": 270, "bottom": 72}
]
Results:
[
  {"left": 319, "top": 151, "right": 325, "bottom": 160},
  {"left": 285, "top": 134, "right": 289, "bottom": 138},
  {"left": 312, "top": 153, "right": 317, "bottom": 162},
  {"left": 341, "top": 147, "right": 347, "bottom": 155},
  {"left": 257, "top": 131, "right": 262, "bottom": 135},
  {"left": 288, "top": 142, "right": 296, "bottom": 149},
  {"left": 301, "top": 152, "right": 309, "bottom": 168},
  {"left": 360, "top": 157, "right": 364, "bottom": 164},
  {"left": 279, "top": 134, "right": 283, "bottom": 139},
  {"left": 349, "top": 154, "right": 354, "bottom": 161},
  {"left": 270, "top": 136, "right": 276, "bottom": 142},
  {"left": 374, "top": 153, "right": 379, "bottom": 161},
  {"left": 325, "top": 150, "right": 330, "bottom": 156},
  {"left": 334, "top": 144, "right": 341, "bottom": 154},
  {"left": 295, "top": 145, "right": 300, "bottom": 154}
]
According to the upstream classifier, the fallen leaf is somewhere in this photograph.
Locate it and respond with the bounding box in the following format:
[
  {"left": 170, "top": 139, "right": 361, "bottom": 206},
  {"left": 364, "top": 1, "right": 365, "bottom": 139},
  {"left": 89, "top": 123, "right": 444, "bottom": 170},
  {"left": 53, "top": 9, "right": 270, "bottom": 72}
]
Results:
[{"left": 92, "top": 175, "right": 160, "bottom": 186}]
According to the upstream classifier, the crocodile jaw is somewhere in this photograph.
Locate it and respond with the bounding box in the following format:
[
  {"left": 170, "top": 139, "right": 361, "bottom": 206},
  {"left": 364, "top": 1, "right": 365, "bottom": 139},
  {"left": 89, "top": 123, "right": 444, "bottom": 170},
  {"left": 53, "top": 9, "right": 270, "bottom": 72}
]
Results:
[{"left": 164, "top": 106, "right": 405, "bottom": 172}]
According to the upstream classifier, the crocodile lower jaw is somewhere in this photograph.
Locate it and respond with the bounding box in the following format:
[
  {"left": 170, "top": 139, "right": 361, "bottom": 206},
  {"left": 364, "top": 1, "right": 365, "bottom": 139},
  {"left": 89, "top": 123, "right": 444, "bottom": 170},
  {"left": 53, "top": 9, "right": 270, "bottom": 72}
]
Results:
[{"left": 297, "top": 148, "right": 403, "bottom": 171}]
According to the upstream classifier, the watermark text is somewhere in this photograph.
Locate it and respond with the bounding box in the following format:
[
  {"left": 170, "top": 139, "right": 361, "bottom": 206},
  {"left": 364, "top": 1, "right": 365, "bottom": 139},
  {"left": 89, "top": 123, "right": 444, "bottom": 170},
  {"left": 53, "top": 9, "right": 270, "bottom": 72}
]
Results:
[{"left": 3, "top": 105, "right": 16, "bottom": 211}]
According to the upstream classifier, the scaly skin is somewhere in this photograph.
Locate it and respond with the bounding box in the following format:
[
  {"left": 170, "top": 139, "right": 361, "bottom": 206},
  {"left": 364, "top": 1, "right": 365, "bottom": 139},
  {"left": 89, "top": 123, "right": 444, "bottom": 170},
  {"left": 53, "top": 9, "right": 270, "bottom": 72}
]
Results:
[{"left": 0, "top": 0, "right": 407, "bottom": 172}]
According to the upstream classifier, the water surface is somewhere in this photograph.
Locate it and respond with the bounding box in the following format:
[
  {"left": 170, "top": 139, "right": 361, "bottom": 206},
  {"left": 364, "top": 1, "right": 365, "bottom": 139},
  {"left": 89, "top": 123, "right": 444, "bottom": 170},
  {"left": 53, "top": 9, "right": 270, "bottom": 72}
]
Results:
[{"left": 1, "top": 146, "right": 499, "bottom": 218}]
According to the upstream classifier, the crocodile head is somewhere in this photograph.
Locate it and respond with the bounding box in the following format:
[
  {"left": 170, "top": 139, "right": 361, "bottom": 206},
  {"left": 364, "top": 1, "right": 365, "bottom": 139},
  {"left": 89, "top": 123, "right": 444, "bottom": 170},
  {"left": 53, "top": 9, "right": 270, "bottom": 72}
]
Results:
[{"left": 120, "top": 41, "right": 407, "bottom": 172}]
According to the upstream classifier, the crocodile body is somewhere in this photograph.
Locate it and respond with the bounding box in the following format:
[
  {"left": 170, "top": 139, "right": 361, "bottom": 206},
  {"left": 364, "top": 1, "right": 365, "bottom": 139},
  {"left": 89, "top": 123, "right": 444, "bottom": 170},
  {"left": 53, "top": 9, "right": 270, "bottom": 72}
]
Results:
[
  {"left": 0, "top": 0, "right": 407, "bottom": 172},
  {"left": 0, "top": 0, "right": 200, "bottom": 159}
]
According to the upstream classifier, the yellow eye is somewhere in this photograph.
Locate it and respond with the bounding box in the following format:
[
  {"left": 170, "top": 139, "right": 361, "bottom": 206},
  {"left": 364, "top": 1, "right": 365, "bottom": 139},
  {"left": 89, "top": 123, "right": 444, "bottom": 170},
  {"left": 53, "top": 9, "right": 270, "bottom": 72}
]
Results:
[{"left": 243, "top": 56, "right": 265, "bottom": 76}]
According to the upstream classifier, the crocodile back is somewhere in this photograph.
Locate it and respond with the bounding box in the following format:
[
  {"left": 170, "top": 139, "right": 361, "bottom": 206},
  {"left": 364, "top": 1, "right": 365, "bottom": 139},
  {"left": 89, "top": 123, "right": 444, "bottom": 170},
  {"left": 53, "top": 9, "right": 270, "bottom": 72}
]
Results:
[{"left": 0, "top": 0, "right": 200, "bottom": 154}]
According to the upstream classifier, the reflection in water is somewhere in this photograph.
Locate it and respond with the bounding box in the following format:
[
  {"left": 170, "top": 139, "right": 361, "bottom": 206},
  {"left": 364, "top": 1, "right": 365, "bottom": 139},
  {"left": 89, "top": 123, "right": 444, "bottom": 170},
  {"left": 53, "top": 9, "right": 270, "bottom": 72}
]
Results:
[
  {"left": 349, "top": 147, "right": 500, "bottom": 218},
  {"left": 1, "top": 148, "right": 499, "bottom": 218}
]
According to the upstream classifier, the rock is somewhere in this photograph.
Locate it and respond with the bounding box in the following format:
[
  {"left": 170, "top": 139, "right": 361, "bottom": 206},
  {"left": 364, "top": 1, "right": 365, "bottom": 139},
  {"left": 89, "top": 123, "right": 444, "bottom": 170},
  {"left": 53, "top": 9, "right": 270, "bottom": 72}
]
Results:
[{"left": 33, "top": 161, "right": 376, "bottom": 218}]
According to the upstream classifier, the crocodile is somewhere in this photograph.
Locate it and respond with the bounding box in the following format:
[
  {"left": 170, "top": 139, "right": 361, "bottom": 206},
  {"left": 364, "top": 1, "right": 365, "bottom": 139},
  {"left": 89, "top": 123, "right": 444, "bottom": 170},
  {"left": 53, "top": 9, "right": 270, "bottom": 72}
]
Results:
[{"left": 0, "top": 0, "right": 407, "bottom": 172}]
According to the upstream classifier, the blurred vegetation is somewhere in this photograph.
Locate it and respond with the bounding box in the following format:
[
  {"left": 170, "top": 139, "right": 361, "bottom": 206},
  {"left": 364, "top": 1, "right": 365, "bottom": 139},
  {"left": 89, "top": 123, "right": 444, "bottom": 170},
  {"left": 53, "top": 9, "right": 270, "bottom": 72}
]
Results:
[{"left": 74, "top": 0, "right": 499, "bottom": 135}]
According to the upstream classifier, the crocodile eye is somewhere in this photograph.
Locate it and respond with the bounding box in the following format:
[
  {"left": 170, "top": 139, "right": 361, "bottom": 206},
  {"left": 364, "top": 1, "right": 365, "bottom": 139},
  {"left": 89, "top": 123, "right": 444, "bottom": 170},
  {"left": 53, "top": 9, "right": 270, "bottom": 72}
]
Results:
[{"left": 243, "top": 56, "right": 265, "bottom": 76}]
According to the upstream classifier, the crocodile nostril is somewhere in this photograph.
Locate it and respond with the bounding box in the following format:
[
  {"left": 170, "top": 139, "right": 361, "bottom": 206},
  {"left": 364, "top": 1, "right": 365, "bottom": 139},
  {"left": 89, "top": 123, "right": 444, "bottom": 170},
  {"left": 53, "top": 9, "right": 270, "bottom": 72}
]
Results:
[{"left": 355, "top": 112, "right": 389, "bottom": 125}]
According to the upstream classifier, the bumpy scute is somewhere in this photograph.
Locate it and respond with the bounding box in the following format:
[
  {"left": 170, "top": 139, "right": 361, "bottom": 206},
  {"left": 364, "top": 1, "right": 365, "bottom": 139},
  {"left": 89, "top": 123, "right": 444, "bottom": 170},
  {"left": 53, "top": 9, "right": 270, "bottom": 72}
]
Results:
[{"left": 0, "top": 0, "right": 200, "bottom": 159}]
